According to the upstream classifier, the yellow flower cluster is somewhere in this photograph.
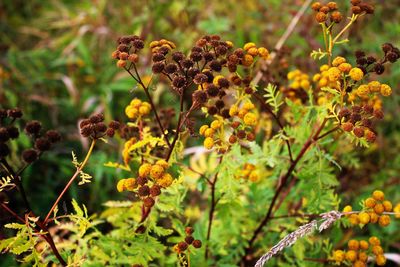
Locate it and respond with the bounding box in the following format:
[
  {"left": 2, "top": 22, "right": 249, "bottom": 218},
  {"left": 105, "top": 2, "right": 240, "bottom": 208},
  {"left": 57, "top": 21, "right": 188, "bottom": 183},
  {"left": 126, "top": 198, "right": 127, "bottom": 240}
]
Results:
[
  {"left": 229, "top": 102, "right": 258, "bottom": 126},
  {"left": 313, "top": 64, "right": 340, "bottom": 89},
  {"left": 333, "top": 237, "right": 386, "bottom": 266},
  {"left": 349, "top": 81, "right": 393, "bottom": 101},
  {"left": 237, "top": 163, "right": 259, "bottom": 182},
  {"left": 287, "top": 69, "right": 311, "bottom": 90},
  {"left": 394, "top": 203, "right": 400, "bottom": 218},
  {"left": 116, "top": 178, "right": 137, "bottom": 192},
  {"left": 242, "top": 42, "right": 270, "bottom": 66},
  {"left": 122, "top": 137, "right": 137, "bottom": 164},
  {"left": 199, "top": 119, "right": 223, "bottom": 150},
  {"left": 125, "top": 98, "right": 151, "bottom": 119},
  {"left": 149, "top": 39, "right": 176, "bottom": 53},
  {"left": 139, "top": 160, "right": 173, "bottom": 188},
  {"left": 343, "top": 190, "right": 392, "bottom": 227}
]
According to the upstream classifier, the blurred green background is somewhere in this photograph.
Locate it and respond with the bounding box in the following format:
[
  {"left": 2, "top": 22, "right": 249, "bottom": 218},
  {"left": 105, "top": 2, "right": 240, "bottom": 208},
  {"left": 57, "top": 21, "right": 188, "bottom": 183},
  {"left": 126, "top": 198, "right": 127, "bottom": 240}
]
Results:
[{"left": 0, "top": 0, "right": 399, "bottom": 265}]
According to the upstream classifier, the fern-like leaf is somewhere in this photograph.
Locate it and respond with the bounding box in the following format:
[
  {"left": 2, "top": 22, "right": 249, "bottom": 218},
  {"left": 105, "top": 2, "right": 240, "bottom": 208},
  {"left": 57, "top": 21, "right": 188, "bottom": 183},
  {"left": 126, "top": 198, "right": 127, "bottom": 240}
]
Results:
[{"left": 263, "top": 83, "right": 283, "bottom": 115}]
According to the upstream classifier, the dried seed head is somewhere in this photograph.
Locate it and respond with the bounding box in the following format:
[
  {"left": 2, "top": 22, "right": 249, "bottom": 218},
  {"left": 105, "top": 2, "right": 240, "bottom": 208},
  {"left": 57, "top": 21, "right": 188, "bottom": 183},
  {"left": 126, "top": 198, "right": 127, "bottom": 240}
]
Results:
[
  {"left": 35, "top": 137, "right": 51, "bottom": 151},
  {"left": 143, "top": 197, "right": 155, "bottom": 208},
  {"left": 45, "top": 130, "right": 61, "bottom": 143},
  {"left": 0, "top": 143, "right": 10, "bottom": 158},
  {"left": 0, "top": 128, "right": 10, "bottom": 143},
  {"left": 25, "top": 120, "right": 42, "bottom": 135},
  {"left": 138, "top": 185, "right": 150, "bottom": 196},
  {"left": 22, "top": 149, "right": 38, "bottom": 163},
  {"left": 192, "top": 240, "right": 202, "bottom": 248},
  {"left": 192, "top": 90, "right": 208, "bottom": 104}
]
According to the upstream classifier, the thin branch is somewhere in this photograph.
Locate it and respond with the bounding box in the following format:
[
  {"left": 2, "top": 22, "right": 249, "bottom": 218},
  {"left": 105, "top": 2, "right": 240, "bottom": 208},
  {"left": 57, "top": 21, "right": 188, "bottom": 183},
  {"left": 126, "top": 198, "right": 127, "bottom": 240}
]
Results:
[
  {"left": 124, "top": 66, "right": 171, "bottom": 148},
  {"left": 0, "top": 203, "right": 25, "bottom": 223},
  {"left": 252, "top": 0, "right": 313, "bottom": 85},
  {"left": 205, "top": 167, "right": 221, "bottom": 260},
  {"left": 1, "top": 159, "right": 31, "bottom": 212},
  {"left": 252, "top": 93, "right": 294, "bottom": 163},
  {"left": 44, "top": 139, "right": 96, "bottom": 224},
  {"left": 240, "top": 118, "right": 329, "bottom": 265}
]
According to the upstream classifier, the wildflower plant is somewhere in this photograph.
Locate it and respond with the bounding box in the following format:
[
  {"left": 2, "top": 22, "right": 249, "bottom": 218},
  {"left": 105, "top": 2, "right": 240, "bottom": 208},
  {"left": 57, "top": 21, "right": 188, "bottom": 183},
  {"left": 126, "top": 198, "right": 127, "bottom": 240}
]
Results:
[{"left": 1, "top": 1, "right": 400, "bottom": 267}]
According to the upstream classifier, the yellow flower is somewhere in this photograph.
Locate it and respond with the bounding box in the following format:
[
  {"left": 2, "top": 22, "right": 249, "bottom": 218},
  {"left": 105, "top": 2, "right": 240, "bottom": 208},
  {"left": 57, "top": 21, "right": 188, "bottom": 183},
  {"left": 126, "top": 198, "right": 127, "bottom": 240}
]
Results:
[
  {"left": 372, "top": 190, "right": 385, "bottom": 201},
  {"left": 348, "top": 239, "right": 359, "bottom": 250},
  {"left": 139, "top": 105, "right": 151, "bottom": 116},
  {"left": 156, "top": 159, "right": 169, "bottom": 169},
  {"left": 242, "top": 54, "right": 254, "bottom": 66},
  {"left": 312, "top": 73, "right": 321, "bottom": 82},
  {"left": 199, "top": 125, "right": 209, "bottom": 135},
  {"left": 356, "top": 85, "right": 369, "bottom": 97},
  {"left": 382, "top": 200, "right": 392, "bottom": 212},
  {"left": 345, "top": 250, "right": 357, "bottom": 262},
  {"left": 380, "top": 84, "right": 392, "bottom": 96},
  {"left": 318, "top": 78, "right": 328, "bottom": 87},
  {"left": 247, "top": 47, "right": 259, "bottom": 56},
  {"left": 210, "top": 120, "right": 222, "bottom": 130},
  {"left": 124, "top": 178, "right": 137, "bottom": 191},
  {"left": 394, "top": 203, "right": 400, "bottom": 218},
  {"left": 249, "top": 171, "right": 259, "bottom": 182},
  {"left": 243, "top": 42, "right": 256, "bottom": 51},
  {"left": 349, "top": 67, "right": 364, "bottom": 81},
  {"left": 365, "top": 197, "right": 376, "bottom": 208},
  {"left": 338, "top": 62, "right": 352, "bottom": 73},
  {"left": 158, "top": 173, "right": 173, "bottom": 188},
  {"left": 358, "top": 212, "right": 370, "bottom": 224},
  {"left": 359, "top": 240, "right": 369, "bottom": 250},
  {"left": 125, "top": 106, "right": 138, "bottom": 119},
  {"left": 243, "top": 113, "right": 257, "bottom": 126},
  {"left": 139, "top": 163, "right": 152, "bottom": 177},
  {"left": 229, "top": 105, "right": 239, "bottom": 116},
  {"left": 332, "top": 56, "right": 346, "bottom": 67},
  {"left": 328, "top": 67, "right": 341, "bottom": 81},
  {"left": 150, "top": 164, "right": 164, "bottom": 179},
  {"left": 369, "top": 236, "right": 380, "bottom": 246},
  {"left": 116, "top": 179, "right": 126, "bottom": 192},
  {"left": 149, "top": 41, "right": 160, "bottom": 48},
  {"left": 213, "top": 75, "right": 224, "bottom": 86},
  {"left": 320, "top": 64, "right": 329, "bottom": 72},
  {"left": 204, "top": 128, "right": 215, "bottom": 138},
  {"left": 333, "top": 250, "right": 345, "bottom": 262},
  {"left": 243, "top": 102, "right": 255, "bottom": 110},
  {"left": 225, "top": 41, "right": 234, "bottom": 48},
  {"left": 130, "top": 98, "right": 142, "bottom": 107},
  {"left": 204, "top": 137, "right": 214, "bottom": 150},
  {"left": 368, "top": 81, "right": 381, "bottom": 92},
  {"left": 378, "top": 215, "right": 390, "bottom": 227},
  {"left": 300, "top": 79, "right": 310, "bottom": 90},
  {"left": 376, "top": 254, "right": 386, "bottom": 266},
  {"left": 257, "top": 47, "right": 269, "bottom": 59},
  {"left": 291, "top": 81, "right": 300, "bottom": 89},
  {"left": 238, "top": 108, "right": 248, "bottom": 119}
]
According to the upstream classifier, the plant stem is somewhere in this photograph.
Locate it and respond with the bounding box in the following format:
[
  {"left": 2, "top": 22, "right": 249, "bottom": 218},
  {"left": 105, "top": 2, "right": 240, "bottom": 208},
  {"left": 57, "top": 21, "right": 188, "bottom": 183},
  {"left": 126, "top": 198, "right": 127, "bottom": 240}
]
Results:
[
  {"left": 44, "top": 139, "right": 96, "bottom": 224},
  {"left": 253, "top": 93, "right": 294, "bottom": 163},
  {"left": 1, "top": 159, "right": 31, "bottom": 212},
  {"left": 0, "top": 203, "right": 25, "bottom": 223},
  {"left": 35, "top": 220, "right": 67, "bottom": 266},
  {"left": 205, "top": 169, "right": 220, "bottom": 260},
  {"left": 0, "top": 203, "right": 67, "bottom": 266},
  {"left": 240, "top": 118, "right": 329, "bottom": 265},
  {"left": 125, "top": 66, "right": 171, "bottom": 148},
  {"left": 166, "top": 91, "right": 185, "bottom": 162}
]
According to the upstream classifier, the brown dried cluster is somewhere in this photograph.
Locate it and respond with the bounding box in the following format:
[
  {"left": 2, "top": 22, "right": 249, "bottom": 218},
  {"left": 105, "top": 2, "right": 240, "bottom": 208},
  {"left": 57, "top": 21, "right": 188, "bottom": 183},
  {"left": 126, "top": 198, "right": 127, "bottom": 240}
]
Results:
[
  {"left": 339, "top": 105, "right": 383, "bottom": 143},
  {"left": 79, "top": 113, "right": 120, "bottom": 139},
  {"left": 0, "top": 108, "right": 61, "bottom": 164}
]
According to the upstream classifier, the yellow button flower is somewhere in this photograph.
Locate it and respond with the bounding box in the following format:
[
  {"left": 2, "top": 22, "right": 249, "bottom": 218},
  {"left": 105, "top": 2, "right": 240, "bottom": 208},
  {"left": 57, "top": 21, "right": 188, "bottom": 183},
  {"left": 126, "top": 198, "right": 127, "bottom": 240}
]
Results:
[{"left": 349, "top": 67, "right": 364, "bottom": 81}]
